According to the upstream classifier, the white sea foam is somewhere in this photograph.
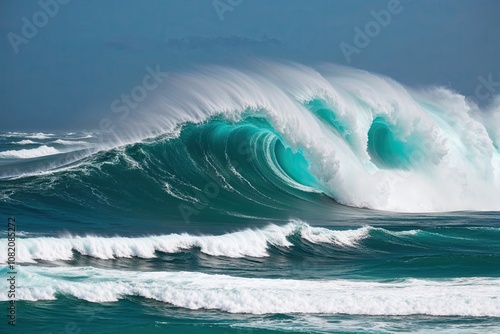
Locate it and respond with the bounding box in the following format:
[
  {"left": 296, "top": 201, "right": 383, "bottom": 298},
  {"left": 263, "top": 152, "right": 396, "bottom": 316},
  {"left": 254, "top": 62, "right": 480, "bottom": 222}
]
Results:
[
  {"left": 51, "top": 139, "right": 88, "bottom": 145},
  {"left": 73, "top": 134, "right": 95, "bottom": 139},
  {"left": 24, "top": 132, "right": 54, "bottom": 139},
  {"left": 2, "top": 132, "right": 28, "bottom": 137},
  {"left": 0, "top": 221, "right": 370, "bottom": 263},
  {"left": 0, "top": 145, "right": 60, "bottom": 159},
  {"left": 11, "top": 139, "right": 38, "bottom": 145},
  {"left": 299, "top": 224, "right": 370, "bottom": 246},
  {"left": 392, "top": 230, "right": 420, "bottom": 236},
  {"left": 1, "top": 266, "right": 499, "bottom": 316}
]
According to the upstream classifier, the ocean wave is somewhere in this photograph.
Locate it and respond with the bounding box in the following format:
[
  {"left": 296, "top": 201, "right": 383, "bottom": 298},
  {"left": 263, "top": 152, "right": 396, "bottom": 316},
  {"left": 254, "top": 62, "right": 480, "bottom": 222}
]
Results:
[
  {"left": 11, "top": 139, "right": 39, "bottom": 145},
  {"left": 0, "top": 145, "right": 60, "bottom": 159},
  {"left": 2, "top": 222, "right": 498, "bottom": 263},
  {"left": 2, "top": 62, "right": 500, "bottom": 213},
  {"left": 108, "top": 61, "right": 499, "bottom": 212},
  {"left": 0, "top": 221, "right": 371, "bottom": 262},
  {"left": 51, "top": 139, "right": 89, "bottom": 145},
  {"left": 1, "top": 132, "right": 28, "bottom": 137},
  {"left": 2, "top": 266, "right": 499, "bottom": 316},
  {"left": 24, "top": 132, "right": 55, "bottom": 139}
]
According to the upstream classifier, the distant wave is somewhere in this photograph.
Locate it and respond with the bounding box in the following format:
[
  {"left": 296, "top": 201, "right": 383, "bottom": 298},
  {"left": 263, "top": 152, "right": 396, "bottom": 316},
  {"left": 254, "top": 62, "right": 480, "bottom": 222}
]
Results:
[
  {"left": 1, "top": 132, "right": 29, "bottom": 137},
  {"left": 24, "top": 132, "right": 55, "bottom": 139},
  {"left": 11, "top": 139, "right": 39, "bottom": 145},
  {"left": 2, "top": 265, "right": 499, "bottom": 316},
  {"left": 51, "top": 139, "right": 88, "bottom": 145},
  {"left": 0, "top": 145, "right": 60, "bottom": 159}
]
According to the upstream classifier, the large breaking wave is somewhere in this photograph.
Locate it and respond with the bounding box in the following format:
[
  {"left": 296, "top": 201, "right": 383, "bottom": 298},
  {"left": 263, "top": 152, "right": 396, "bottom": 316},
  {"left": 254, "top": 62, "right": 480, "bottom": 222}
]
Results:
[{"left": 1, "top": 61, "right": 499, "bottom": 213}]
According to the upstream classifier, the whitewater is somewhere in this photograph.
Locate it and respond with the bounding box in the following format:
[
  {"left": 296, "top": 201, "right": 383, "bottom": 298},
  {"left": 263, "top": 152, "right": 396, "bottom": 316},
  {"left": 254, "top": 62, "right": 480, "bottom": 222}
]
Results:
[{"left": 2, "top": 266, "right": 499, "bottom": 317}]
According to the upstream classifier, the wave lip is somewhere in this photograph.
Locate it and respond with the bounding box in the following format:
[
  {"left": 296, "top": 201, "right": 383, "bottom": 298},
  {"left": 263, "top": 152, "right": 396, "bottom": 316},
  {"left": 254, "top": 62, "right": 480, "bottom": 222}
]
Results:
[
  {"left": 2, "top": 265, "right": 499, "bottom": 316},
  {"left": 0, "top": 221, "right": 369, "bottom": 262}
]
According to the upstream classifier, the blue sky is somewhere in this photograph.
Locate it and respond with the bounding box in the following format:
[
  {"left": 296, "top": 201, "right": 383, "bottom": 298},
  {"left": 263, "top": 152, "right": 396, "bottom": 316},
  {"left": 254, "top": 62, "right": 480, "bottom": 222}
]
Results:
[{"left": 0, "top": 0, "right": 499, "bottom": 130}]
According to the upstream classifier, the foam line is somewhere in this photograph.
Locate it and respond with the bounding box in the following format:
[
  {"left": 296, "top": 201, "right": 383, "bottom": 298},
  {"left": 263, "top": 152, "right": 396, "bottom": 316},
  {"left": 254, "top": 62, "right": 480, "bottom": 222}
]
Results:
[
  {"left": 0, "top": 221, "right": 370, "bottom": 262},
  {"left": 0, "top": 145, "right": 60, "bottom": 159},
  {"left": 2, "top": 266, "right": 499, "bottom": 316}
]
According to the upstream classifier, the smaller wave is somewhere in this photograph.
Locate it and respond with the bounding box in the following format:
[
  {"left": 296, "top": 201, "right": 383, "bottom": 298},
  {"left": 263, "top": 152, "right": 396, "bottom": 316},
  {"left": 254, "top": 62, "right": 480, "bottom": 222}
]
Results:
[
  {"left": 0, "top": 145, "right": 60, "bottom": 159},
  {"left": 1, "top": 132, "right": 28, "bottom": 137},
  {"left": 25, "top": 132, "right": 55, "bottom": 139},
  {"left": 389, "top": 229, "right": 420, "bottom": 236},
  {"left": 299, "top": 224, "right": 370, "bottom": 246},
  {"left": 51, "top": 139, "right": 88, "bottom": 145},
  {"left": 11, "top": 139, "right": 39, "bottom": 145},
  {"left": 1, "top": 223, "right": 496, "bottom": 263},
  {"left": 0, "top": 221, "right": 370, "bottom": 263},
  {"left": 75, "top": 134, "right": 95, "bottom": 139},
  {"left": 2, "top": 266, "right": 499, "bottom": 316},
  {"left": 1, "top": 231, "right": 49, "bottom": 238}
]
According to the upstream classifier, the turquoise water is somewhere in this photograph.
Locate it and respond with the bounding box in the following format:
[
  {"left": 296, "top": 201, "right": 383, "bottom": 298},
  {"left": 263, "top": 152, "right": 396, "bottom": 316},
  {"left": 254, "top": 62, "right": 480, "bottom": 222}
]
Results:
[{"left": 1, "top": 64, "right": 500, "bottom": 333}]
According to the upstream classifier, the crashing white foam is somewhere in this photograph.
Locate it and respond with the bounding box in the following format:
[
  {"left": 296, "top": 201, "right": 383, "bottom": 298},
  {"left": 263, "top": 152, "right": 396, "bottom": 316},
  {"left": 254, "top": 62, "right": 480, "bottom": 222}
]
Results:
[
  {"left": 2, "top": 266, "right": 499, "bottom": 316},
  {"left": 51, "top": 139, "right": 88, "bottom": 145},
  {"left": 11, "top": 139, "right": 38, "bottom": 145},
  {"left": 5, "top": 62, "right": 500, "bottom": 211},
  {"left": 24, "top": 132, "right": 54, "bottom": 139},
  {"left": 110, "top": 61, "right": 500, "bottom": 212},
  {"left": 0, "top": 145, "right": 60, "bottom": 159},
  {"left": 0, "top": 221, "right": 369, "bottom": 262}
]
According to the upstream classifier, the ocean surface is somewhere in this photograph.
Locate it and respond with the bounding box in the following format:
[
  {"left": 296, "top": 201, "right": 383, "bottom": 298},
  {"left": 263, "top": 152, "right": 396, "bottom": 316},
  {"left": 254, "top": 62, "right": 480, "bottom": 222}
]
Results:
[{"left": 1, "top": 63, "right": 499, "bottom": 333}]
